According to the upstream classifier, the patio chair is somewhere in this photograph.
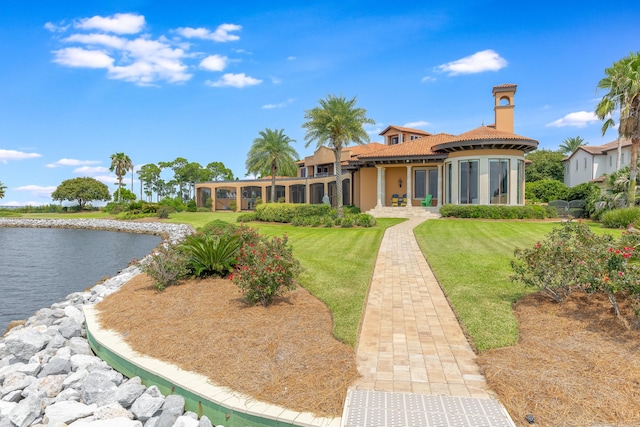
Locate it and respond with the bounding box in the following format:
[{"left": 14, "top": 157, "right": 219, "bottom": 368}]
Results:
[
  {"left": 400, "top": 193, "right": 407, "bottom": 207},
  {"left": 391, "top": 194, "right": 399, "bottom": 207}
]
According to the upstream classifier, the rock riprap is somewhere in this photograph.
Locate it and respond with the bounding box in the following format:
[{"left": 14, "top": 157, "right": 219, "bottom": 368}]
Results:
[{"left": 0, "top": 219, "right": 222, "bottom": 427}]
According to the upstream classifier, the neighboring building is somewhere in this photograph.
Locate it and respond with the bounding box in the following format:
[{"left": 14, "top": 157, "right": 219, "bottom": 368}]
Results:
[
  {"left": 196, "top": 84, "right": 538, "bottom": 212},
  {"left": 563, "top": 139, "right": 633, "bottom": 187}
]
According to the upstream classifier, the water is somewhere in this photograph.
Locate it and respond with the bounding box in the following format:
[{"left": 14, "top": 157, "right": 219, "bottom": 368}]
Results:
[{"left": 0, "top": 228, "right": 161, "bottom": 333}]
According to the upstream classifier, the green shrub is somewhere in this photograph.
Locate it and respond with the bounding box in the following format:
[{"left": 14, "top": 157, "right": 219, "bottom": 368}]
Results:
[
  {"left": 511, "top": 220, "right": 640, "bottom": 319},
  {"left": 139, "top": 243, "right": 190, "bottom": 291},
  {"left": 439, "top": 204, "right": 557, "bottom": 219},
  {"left": 159, "top": 197, "right": 186, "bottom": 212},
  {"left": 186, "top": 199, "right": 197, "bottom": 212},
  {"left": 525, "top": 179, "right": 568, "bottom": 203},
  {"left": 343, "top": 205, "right": 361, "bottom": 214},
  {"left": 157, "top": 206, "right": 172, "bottom": 219},
  {"left": 0, "top": 210, "right": 21, "bottom": 217},
  {"left": 600, "top": 207, "right": 640, "bottom": 229},
  {"left": 181, "top": 234, "right": 241, "bottom": 277},
  {"left": 341, "top": 217, "right": 354, "bottom": 228},
  {"left": 229, "top": 200, "right": 237, "bottom": 212},
  {"left": 114, "top": 211, "right": 156, "bottom": 220},
  {"left": 197, "top": 207, "right": 210, "bottom": 212},
  {"left": 237, "top": 212, "right": 258, "bottom": 222},
  {"left": 354, "top": 213, "right": 376, "bottom": 227},
  {"left": 230, "top": 235, "right": 302, "bottom": 307},
  {"left": 255, "top": 203, "right": 300, "bottom": 222}
]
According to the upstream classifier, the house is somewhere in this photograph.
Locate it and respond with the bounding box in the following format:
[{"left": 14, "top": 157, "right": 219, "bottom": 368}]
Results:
[
  {"left": 562, "top": 138, "right": 633, "bottom": 187},
  {"left": 195, "top": 84, "right": 538, "bottom": 213}
]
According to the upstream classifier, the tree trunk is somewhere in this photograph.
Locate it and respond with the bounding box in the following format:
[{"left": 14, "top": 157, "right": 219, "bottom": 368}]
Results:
[
  {"left": 334, "top": 147, "right": 343, "bottom": 217},
  {"left": 630, "top": 137, "right": 639, "bottom": 206},
  {"left": 271, "top": 162, "right": 277, "bottom": 203},
  {"left": 616, "top": 135, "right": 622, "bottom": 171}
]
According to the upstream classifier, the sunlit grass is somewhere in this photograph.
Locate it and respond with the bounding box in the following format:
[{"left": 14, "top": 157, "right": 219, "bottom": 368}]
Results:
[{"left": 414, "top": 219, "right": 621, "bottom": 352}]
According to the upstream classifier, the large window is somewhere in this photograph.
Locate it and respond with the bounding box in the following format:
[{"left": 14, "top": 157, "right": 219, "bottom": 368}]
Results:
[
  {"left": 459, "top": 160, "right": 478, "bottom": 204},
  {"left": 517, "top": 160, "right": 524, "bottom": 204},
  {"left": 414, "top": 170, "right": 426, "bottom": 199},
  {"left": 490, "top": 159, "right": 509, "bottom": 204},
  {"left": 428, "top": 170, "right": 438, "bottom": 201}
]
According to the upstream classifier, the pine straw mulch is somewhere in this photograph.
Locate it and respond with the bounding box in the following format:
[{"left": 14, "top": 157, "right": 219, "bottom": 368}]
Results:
[
  {"left": 478, "top": 291, "right": 640, "bottom": 427},
  {"left": 95, "top": 274, "right": 359, "bottom": 417}
]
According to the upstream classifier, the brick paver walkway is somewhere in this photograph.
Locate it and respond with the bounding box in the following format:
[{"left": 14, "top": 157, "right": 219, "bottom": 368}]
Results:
[{"left": 343, "top": 217, "right": 515, "bottom": 427}]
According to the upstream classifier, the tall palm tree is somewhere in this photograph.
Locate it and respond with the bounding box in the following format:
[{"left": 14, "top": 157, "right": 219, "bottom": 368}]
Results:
[
  {"left": 596, "top": 52, "right": 640, "bottom": 204},
  {"left": 303, "top": 94, "right": 374, "bottom": 217},
  {"left": 558, "top": 136, "right": 586, "bottom": 155},
  {"left": 0, "top": 181, "right": 6, "bottom": 199},
  {"left": 246, "top": 128, "right": 298, "bottom": 203},
  {"left": 110, "top": 152, "right": 133, "bottom": 203}
]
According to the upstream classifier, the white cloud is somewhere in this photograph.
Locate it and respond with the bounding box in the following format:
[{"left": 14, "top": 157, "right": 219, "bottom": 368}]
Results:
[
  {"left": 546, "top": 111, "right": 600, "bottom": 128},
  {"left": 262, "top": 98, "right": 295, "bottom": 109},
  {"left": 206, "top": 73, "right": 262, "bottom": 88},
  {"left": 403, "top": 120, "right": 430, "bottom": 128},
  {"left": 0, "top": 149, "right": 42, "bottom": 164},
  {"left": 14, "top": 185, "right": 57, "bottom": 198},
  {"left": 73, "top": 166, "right": 109, "bottom": 174},
  {"left": 271, "top": 76, "right": 282, "bottom": 85},
  {"left": 421, "top": 76, "right": 436, "bottom": 83},
  {"left": 200, "top": 54, "right": 228, "bottom": 71},
  {"left": 75, "top": 13, "right": 145, "bottom": 35},
  {"left": 365, "top": 123, "right": 385, "bottom": 136},
  {"left": 287, "top": 56, "right": 296, "bottom": 61},
  {"left": 53, "top": 47, "right": 114, "bottom": 68},
  {"left": 175, "top": 24, "right": 241, "bottom": 42},
  {"left": 437, "top": 49, "right": 507, "bottom": 75},
  {"left": 46, "top": 158, "right": 101, "bottom": 168},
  {"left": 64, "top": 33, "right": 127, "bottom": 49},
  {"left": 44, "top": 22, "right": 70, "bottom": 32},
  {"left": 94, "top": 175, "right": 119, "bottom": 185}
]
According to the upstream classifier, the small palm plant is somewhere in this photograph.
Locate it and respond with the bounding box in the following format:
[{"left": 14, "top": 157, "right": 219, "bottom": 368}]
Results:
[{"left": 181, "top": 233, "right": 241, "bottom": 277}]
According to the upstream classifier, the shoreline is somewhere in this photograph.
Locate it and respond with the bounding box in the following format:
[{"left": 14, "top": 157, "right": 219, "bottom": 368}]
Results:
[{"left": 0, "top": 218, "right": 210, "bottom": 426}]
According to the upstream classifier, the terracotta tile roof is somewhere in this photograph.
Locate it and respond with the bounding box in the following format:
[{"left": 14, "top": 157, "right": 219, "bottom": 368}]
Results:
[
  {"left": 493, "top": 83, "right": 517, "bottom": 90},
  {"left": 379, "top": 125, "right": 431, "bottom": 136},
  {"left": 358, "top": 133, "right": 455, "bottom": 158},
  {"left": 347, "top": 142, "right": 386, "bottom": 157},
  {"left": 446, "top": 125, "right": 532, "bottom": 143}
]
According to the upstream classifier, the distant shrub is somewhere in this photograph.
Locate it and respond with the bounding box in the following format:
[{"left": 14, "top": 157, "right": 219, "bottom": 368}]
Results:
[
  {"left": 157, "top": 206, "right": 172, "bottom": 219},
  {"left": 600, "top": 207, "right": 640, "bottom": 229},
  {"left": 439, "top": 204, "right": 557, "bottom": 219},
  {"left": 186, "top": 199, "right": 197, "bottom": 212},
  {"left": 159, "top": 197, "right": 186, "bottom": 212},
  {"left": 354, "top": 213, "right": 376, "bottom": 227},
  {"left": 237, "top": 212, "right": 258, "bottom": 222},
  {"left": 197, "top": 207, "right": 210, "bottom": 212}
]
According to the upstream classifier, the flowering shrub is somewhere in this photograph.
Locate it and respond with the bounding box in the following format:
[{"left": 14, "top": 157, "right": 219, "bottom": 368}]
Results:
[
  {"left": 230, "top": 235, "right": 301, "bottom": 307},
  {"left": 139, "top": 243, "right": 190, "bottom": 291},
  {"left": 511, "top": 220, "right": 640, "bottom": 322}
]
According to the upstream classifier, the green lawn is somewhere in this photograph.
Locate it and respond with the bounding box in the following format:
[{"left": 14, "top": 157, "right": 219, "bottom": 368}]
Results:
[{"left": 414, "top": 219, "right": 622, "bottom": 352}]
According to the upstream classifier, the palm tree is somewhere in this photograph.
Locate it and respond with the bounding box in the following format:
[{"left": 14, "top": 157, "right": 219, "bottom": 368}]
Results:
[
  {"left": 559, "top": 136, "right": 586, "bottom": 155},
  {"left": 0, "top": 181, "right": 6, "bottom": 199},
  {"left": 303, "top": 94, "right": 374, "bottom": 217},
  {"left": 596, "top": 52, "right": 640, "bottom": 204},
  {"left": 110, "top": 152, "right": 133, "bottom": 203},
  {"left": 245, "top": 128, "right": 299, "bottom": 203}
]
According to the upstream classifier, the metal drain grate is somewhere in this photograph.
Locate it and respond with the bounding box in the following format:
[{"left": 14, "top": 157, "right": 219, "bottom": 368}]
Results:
[{"left": 342, "top": 390, "right": 515, "bottom": 427}]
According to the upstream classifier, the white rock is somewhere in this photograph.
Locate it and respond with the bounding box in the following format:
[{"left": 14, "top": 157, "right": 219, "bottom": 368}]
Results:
[{"left": 44, "top": 400, "right": 97, "bottom": 424}]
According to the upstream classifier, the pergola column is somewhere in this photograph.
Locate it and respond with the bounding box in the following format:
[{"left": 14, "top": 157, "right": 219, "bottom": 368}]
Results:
[{"left": 376, "top": 166, "right": 386, "bottom": 207}]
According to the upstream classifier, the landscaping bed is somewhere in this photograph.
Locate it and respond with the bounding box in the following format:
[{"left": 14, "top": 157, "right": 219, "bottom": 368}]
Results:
[
  {"left": 96, "top": 273, "right": 359, "bottom": 417},
  {"left": 478, "top": 291, "right": 640, "bottom": 427}
]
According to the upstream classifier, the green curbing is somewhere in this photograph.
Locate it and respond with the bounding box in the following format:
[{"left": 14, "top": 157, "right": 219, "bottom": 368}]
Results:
[{"left": 86, "top": 326, "right": 299, "bottom": 427}]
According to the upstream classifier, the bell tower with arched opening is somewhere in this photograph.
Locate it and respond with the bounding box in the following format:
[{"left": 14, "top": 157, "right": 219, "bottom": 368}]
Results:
[{"left": 492, "top": 84, "right": 517, "bottom": 133}]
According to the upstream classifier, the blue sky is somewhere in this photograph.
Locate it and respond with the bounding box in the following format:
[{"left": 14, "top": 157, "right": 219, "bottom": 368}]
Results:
[{"left": 1, "top": 1, "right": 639, "bottom": 206}]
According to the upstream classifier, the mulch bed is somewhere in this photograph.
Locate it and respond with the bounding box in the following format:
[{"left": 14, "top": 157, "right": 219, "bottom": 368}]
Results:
[
  {"left": 96, "top": 274, "right": 359, "bottom": 417},
  {"left": 478, "top": 291, "right": 640, "bottom": 427}
]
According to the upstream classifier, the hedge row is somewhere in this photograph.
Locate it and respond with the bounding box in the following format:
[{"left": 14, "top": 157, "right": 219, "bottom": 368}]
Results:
[
  {"left": 439, "top": 204, "right": 558, "bottom": 219},
  {"left": 253, "top": 203, "right": 332, "bottom": 223}
]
